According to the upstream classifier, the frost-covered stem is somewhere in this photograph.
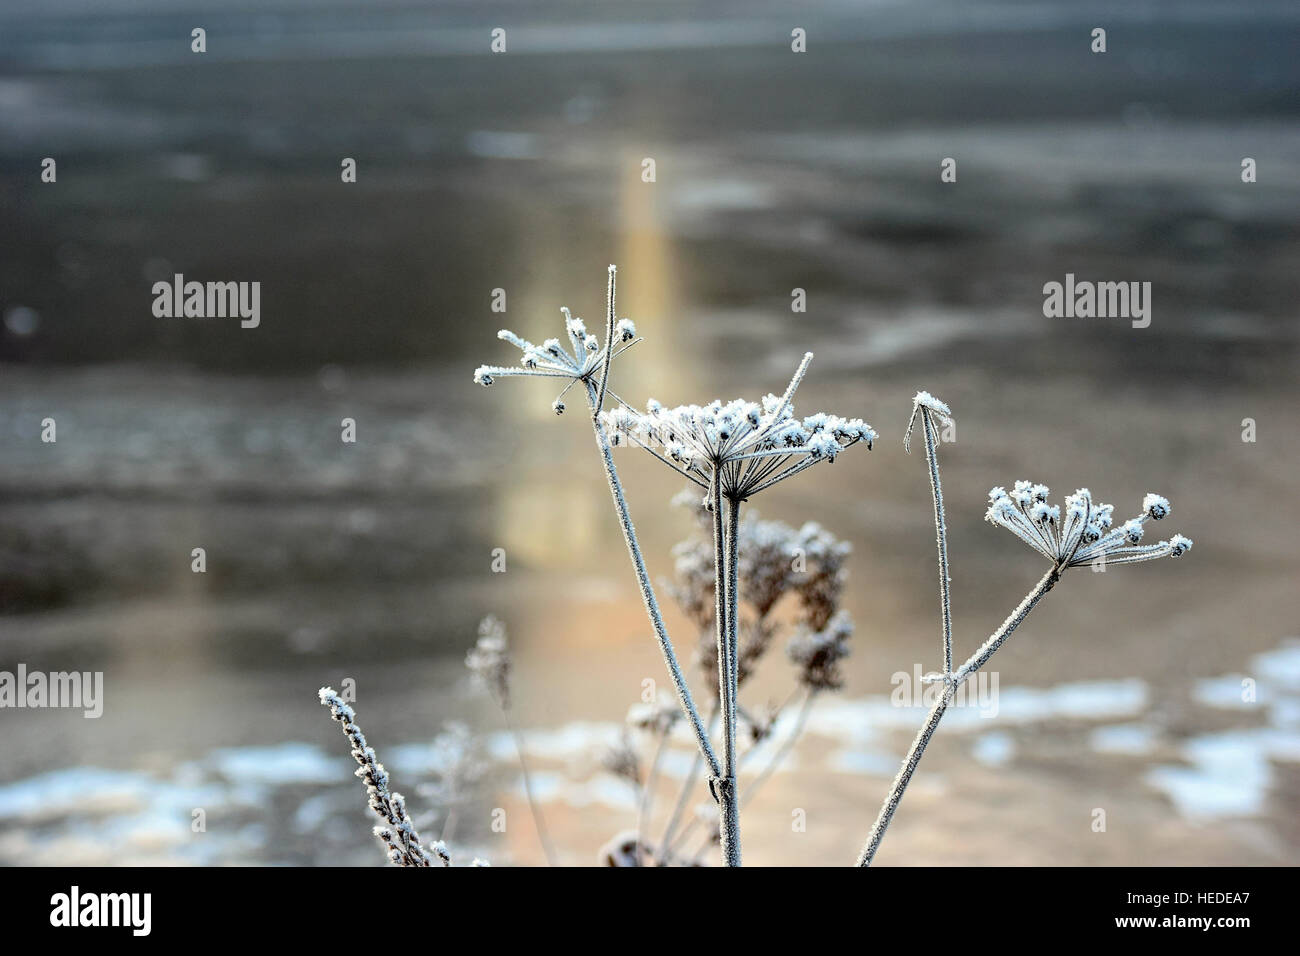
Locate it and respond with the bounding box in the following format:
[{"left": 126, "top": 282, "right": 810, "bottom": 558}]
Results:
[
  {"left": 921, "top": 411, "right": 952, "bottom": 675},
  {"left": 673, "top": 687, "right": 804, "bottom": 862},
  {"left": 636, "top": 726, "right": 670, "bottom": 865},
  {"left": 709, "top": 474, "right": 742, "bottom": 867},
  {"left": 593, "top": 264, "right": 616, "bottom": 418},
  {"left": 587, "top": 384, "right": 721, "bottom": 781},
  {"left": 855, "top": 564, "right": 1062, "bottom": 866},
  {"left": 725, "top": 497, "right": 742, "bottom": 731},
  {"left": 504, "top": 708, "right": 558, "bottom": 866},
  {"left": 856, "top": 682, "right": 954, "bottom": 867},
  {"left": 953, "top": 565, "right": 1060, "bottom": 684}
]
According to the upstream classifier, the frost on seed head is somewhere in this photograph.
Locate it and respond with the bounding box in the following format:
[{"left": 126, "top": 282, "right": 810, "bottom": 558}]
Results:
[
  {"left": 598, "top": 353, "right": 874, "bottom": 500},
  {"left": 1142, "top": 493, "right": 1171, "bottom": 520},
  {"left": 472, "top": 270, "right": 645, "bottom": 414},
  {"left": 986, "top": 483, "right": 1193, "bottom": 569},
  {"left": 903, "top": 390, "right": 953, "bottom": 453}
]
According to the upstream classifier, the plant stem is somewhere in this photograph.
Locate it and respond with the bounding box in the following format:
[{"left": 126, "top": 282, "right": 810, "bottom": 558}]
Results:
[
  {"left": 953, "top": 565, "right": 1060, "bottom": 685},
  {"left": 586, "top": 383, "right": 722, "bottom": 781},
  {"left": 637, "top": 727, "right": 670, "bottom": 865},
  {"left": 504, "top": 708, "right": 558, "bottom": 866},
  {"left": 678, "top": 687, "right": 817, "bottom": 865},
  {"left": 710, "top": 474, "right": 742, "bottom": 866},
  {"left": 920, "top": 411, "right": 952, "bottom": 675},
  {"left": 659, "top": 706, "right": 717, "bottom": 860},
  {"left": 855, "top": 565, "right": 1061, "bottom": 866},
  {"left": 593, "top": 264, "right": 616, "bottom": 418}
]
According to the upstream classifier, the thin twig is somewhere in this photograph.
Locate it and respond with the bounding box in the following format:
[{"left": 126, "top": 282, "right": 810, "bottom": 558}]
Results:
[
  {"left": 659, "top": 707, "right": 717, "bottom": 862},
  {"left": 855, "top": 565, "right": 1061, "bottom": 866},
  {"left": 504, "top": 708, "right": 558, "bottom": 866},
  {"left": 593, "top": 264, "right": 616, "bottom": 418},
  {"left": 636, "top": 727, "right": 670, "bottom": 865},
  {"left": 920, "top": 411, "right": 953, "bottom": 675}
]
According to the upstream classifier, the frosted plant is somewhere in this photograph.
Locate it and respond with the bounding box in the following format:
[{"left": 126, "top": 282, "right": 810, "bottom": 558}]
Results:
[
  {"left": 612, "top": 497, "right": 857, "bottom": 866},
  {"left": 465, "top": 616, "right": 557, "bottom": 866},
  {"left": 904, "top": 391, "right": 955, "bottom": 675},
  {"left": 985, "top": 484, "right": 1193, "bottom": 568},
  {"left": 598, "top": 360, "right": 875, "bottom": 499},
  {"left": 472, "top": 307, "right": 637, "bottom": 414},
  {"left": 475, "top": 264, "right": 874, "bottom": 867},
  {"left": 597, "top": 357, "right": 873, "bottom": 866},
  {"left": 318, "top": 687, "right": 453, "bottom": 867},
  {"left": 473, "top": 266, "right": 722, "bottom": 803},
  {"left": 855, "top": 393, "right": 1193, "bottom": 866}
]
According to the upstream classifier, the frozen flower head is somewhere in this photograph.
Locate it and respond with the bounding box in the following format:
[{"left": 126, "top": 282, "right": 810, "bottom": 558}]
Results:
[
  {"left": 600, "top": 352, "right": 875, "bottom": 501},
  {"left": 985, "top": 483, "right": 1192, "bottom": 569},
  {"left": 786, "top": 609, "right": 853, "bottom": 691},
  {"left": 465, "top": 615, "right": 512, "bottom": 709},
  {"left": 472, "top": 265, "right": 639, "bottom": 414},
  {"left": 902, "top": 390, "right": 954, "bottom": 453}
]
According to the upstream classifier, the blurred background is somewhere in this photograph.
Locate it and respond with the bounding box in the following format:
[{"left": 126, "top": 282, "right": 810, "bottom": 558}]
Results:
[{"left": 1, "top": 0, "right": 1297, "bottom": 865}]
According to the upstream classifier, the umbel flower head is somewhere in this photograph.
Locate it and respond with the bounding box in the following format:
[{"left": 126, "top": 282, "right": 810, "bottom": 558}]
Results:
[
  {"left": 472, "top": 267, "right": 637, "bottom": 415},
  {"left": 986, "top": 483, "right": 1192, "bottom": 568},
  {"left": 599, "top": 352, "right": 875, "bottom": 500}
]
